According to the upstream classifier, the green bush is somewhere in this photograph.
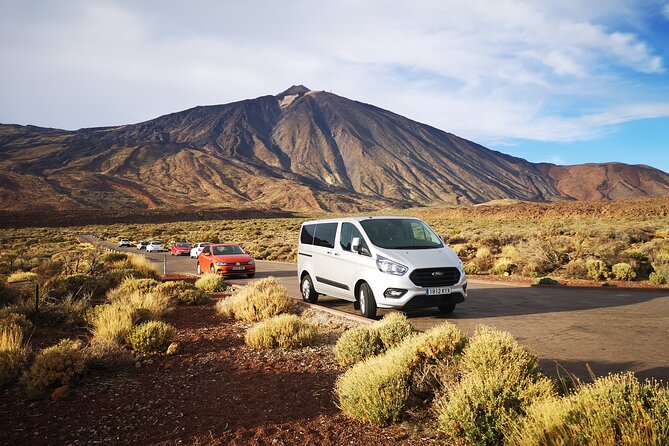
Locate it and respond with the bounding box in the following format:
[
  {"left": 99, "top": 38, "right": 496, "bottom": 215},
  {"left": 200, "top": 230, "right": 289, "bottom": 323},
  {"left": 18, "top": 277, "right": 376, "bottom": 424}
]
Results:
[
  {"left": 612, "top": 262, "right": 636, "bottom": 281},
  {"left": 334, "top": 327, "right": 383, "bottom": 367},
  {"left": 216, "top": 277, "right": 293, "bottom": 322},
  {"left": 194, "top": 273, "right": 227, "bottom": 292},
  {"left": 127, "top": 321, "right": 177, "bottom": 352},
  {"left": 649, "top": 272, "right": 666, "bottom": 285},
  {"left": 336, "top": 322, "right": 463, "bottom": 425},
  {"left": 245, "top": 314, "right": 317, "bottom": 349},
  {"left": 154, "top": 281, "right": 209, "bottom": 305},
  {"left": 21, "top": 339, "right": 86, "bottom": 394},
  {"left": 535, "top": 277, "right": 561, "bottom": 285},
  {"left": 375, "top": 312, "right": 413, "bottom": 350},
  {"left": 0, "top": 325, "right": 28, "bottom": 385},
  {"left": 506, "top": 373, "right": 669, "bottom": 446},
  {"left": 436, "top": 326, "right": 556, "bottom": 446},
  {"left": 463, "top": 263, "right": 480, "bottom": 275},
  {"left": 586, "top": 259, "right": 609, "bottom": 281}
]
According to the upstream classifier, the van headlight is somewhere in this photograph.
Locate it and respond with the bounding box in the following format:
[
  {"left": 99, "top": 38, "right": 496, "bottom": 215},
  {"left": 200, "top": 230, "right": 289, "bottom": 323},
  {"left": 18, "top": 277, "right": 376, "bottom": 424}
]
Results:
[
  {"left": 457, "top": 258, "right": 463, "bottom": 271},
  {"left": 376, "top": 255, "right": 408, "bottom": 276}
]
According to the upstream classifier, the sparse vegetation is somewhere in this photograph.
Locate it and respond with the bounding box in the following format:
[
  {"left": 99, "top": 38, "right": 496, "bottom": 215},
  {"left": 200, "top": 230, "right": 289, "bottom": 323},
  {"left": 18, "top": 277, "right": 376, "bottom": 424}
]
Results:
[
  {"left": 245, "top": 314, "right": 317, "bottom": 349},
  {"left": 0, "top": 324, "right": 27, "bottom": 385},
  {"left": 154, "top": 280, "right": 209, "bottom": 305}
]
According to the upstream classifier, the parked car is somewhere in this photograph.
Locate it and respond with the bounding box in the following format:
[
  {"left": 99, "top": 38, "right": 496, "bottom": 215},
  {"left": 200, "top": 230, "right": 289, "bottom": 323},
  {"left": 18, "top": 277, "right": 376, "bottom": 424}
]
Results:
[
  {"left": 145, "top": 241, "right": 163, "bottom": 253},
  {"left": 118, "top": 239, "right": 131, "bottom": 247},
  {"left": 171, "top": 242, "right": 192, "bottom": 256},
  {"left": 190, "top": 242, "right": 211, "bottom": 259},
  {"left": 197, "top": 244, "right": 255, "bottom": 277},
  {"left": 136, "top": 240, "right": 149, "bottom": 250},
  {"left": 297, "top": 216, "right": 466, "bottom": 318}
]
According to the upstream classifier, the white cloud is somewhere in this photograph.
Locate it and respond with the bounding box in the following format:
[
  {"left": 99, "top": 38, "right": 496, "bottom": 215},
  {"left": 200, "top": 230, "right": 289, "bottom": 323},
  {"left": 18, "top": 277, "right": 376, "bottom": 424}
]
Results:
[
  {"left": 663, "top": 3, "right": 669, "bottom": 20},
  {"left": 0, "top": 0, "right": 667, "bottom": 149}
]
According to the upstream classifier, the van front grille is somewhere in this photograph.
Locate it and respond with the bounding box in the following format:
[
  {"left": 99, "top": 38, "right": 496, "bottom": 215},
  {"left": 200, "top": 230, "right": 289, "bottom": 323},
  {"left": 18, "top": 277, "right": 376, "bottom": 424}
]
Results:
[{"left": 409, "top": 267, "right": 461, "bottom": 287}]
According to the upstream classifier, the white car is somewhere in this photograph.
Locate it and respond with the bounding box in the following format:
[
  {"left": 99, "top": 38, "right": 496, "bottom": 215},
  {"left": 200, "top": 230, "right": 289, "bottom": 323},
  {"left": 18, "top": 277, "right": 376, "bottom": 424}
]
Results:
[
  {"left": 118, "top": 239, "right": 131, "bottom": 247},
  {"left": 190, "top": 242, "right": 211, "bottom": 258},
  {"left": 297, "top": 216, "right": 466, "bottom": 318},
  {"left": 136, "top": 240, "right": 149, "bottom": 250},
  {"left": 145, "top": 241, "right": 163, "bottom": 253}
]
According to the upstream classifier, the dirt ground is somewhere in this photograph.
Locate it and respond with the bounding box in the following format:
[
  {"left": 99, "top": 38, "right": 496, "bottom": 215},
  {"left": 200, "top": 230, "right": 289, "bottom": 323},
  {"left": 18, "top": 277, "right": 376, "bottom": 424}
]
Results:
[{"left": 0, "top": 301, "right": 448, "bottom": 445}]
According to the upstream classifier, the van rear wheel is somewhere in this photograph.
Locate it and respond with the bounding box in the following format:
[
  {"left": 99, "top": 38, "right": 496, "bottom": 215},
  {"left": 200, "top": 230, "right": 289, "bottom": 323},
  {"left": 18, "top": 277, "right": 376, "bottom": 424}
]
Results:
[
  {"left": 301, "top": 274, "right": 319, "bottom": 303},
  {"left": 358, "top": 282, "right": 377, "bottom": 318}
]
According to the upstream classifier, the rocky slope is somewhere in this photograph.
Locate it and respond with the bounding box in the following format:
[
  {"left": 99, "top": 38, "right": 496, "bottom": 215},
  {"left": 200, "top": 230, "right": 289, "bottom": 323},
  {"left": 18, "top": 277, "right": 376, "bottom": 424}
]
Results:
[{"left": 1, "top": 85, "right": 668, "bottom": 212}]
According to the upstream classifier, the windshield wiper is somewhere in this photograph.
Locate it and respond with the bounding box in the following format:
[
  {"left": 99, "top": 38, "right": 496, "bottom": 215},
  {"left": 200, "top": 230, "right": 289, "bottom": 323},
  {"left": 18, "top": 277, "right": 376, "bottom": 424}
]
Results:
[{"left": 395, "top": 245, "right": 437, "bottom": 249}]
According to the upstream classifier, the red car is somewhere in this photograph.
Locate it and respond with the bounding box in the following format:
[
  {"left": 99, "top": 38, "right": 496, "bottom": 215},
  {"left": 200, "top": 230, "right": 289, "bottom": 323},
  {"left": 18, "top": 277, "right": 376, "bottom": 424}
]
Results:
[
  {"left": 197, "top": 244, "right": 256, "bottom": 277},
  {"left": 171, "top": 242, "right": 192, "bottom": 256}
]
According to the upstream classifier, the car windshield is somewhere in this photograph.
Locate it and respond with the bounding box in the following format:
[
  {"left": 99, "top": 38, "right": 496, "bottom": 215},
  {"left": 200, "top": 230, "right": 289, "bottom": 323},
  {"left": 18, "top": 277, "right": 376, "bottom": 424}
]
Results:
[
  {"left": 175, "top": 243, "right": 191, "bottom": 248},
  {"left": 212, "top": 245, "right": 245, "bottom": 255},
  {"left": 359, "top": 218, "right": 443, "bottom": 250}
]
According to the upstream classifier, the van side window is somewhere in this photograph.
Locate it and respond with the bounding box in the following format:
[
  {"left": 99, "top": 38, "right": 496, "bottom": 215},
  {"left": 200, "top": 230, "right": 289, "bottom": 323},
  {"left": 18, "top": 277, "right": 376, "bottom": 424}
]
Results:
[
  {"left": 313, "top": 223, "right": 337, "bottom": 248},
  {"left": 300, "top": 224, "right": 316, "bottom": 245},
  {"left": 340, "top": 222, "right": 368, "bottom": 253}
]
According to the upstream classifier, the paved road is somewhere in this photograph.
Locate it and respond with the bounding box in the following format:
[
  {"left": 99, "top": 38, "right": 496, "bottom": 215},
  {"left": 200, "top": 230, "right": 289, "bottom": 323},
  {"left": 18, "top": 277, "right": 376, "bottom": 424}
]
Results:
[{"left": 96, "top": 237, "right": 669, "bottom": 382}]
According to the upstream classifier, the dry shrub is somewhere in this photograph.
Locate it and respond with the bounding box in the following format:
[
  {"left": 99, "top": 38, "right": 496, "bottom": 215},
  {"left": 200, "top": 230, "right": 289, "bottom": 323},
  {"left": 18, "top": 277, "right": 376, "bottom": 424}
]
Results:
[
  {"left": 506, "top": 373, "right": 669, "bottom": 446},
  {"left": 649, "top": 272, "right": 667, "bottom": 285},
  {"left": 564, "top": 259, "right": 588, "bottom": 279},
  {"left": 375, "top": 312, "right": 414, "bottom": 349},
  {"left": 101, "top": 252, "right": 128, "bottom": 264},
  {"left": 127, "top": 321, "right": 177, "bottom": 352},
  {"left": 84, "top": 341, "right": 134, "bottom": 370},
  {"left": 108, "top": 290, "right": 174, "bottom": 322},
  {"left": 612, "top": 262, "right": 636, "bottom": 281},
  {"left": 21, "top": 339, "right": 86, "bottom": 394},
  {"left": 90, "top": 304, "right": 135, "bottom": 346},
  {"left": 7, "top": 271, "right": 37, "bottom": 283},
  {"left": 106, "top": 278, "right": 158, "bottom": 301},
  {"left": 245, "top": 314, "right": 317, "bottom": 349},
  {"left": 492, "top": 258, "right": 517, "bottom": 275},
  {"left": 336, "top": 322, "right": 463, "bottom": 425},
  {"left": 0, "top": 325, "right": 28, "bottom": 385},
  {"left": 334, "top": 327, "right": 383, "bottom": 367},
  {"left": 154, "top": 281, "right": 209, "bottom": 305},
  {"left": 45, "top": 273, "right": 99, "bottom": 299},
  {"left": 436, "top": 326, "right": 555, "bottom": 446},
  {"left": 194, "top": 273, "right": 226, "bottom": 292},
  {"left": 463, "top": 262, "right": 480, "bottom": 275},
  {"left": 0, "top": 310, "right": 33, "bottom": 336},
  {"left": 216, "top": 277, "right": 293, "bottom": 322},
  {"left": 126, "top": 253, "right": 160, "bottom": 280}
]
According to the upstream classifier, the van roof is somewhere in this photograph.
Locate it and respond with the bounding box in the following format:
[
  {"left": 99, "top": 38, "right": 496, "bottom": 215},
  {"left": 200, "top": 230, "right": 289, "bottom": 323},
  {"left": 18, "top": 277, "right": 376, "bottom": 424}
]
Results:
[{"left": 300, "top": 216, "right": 421, "bottom": 225}]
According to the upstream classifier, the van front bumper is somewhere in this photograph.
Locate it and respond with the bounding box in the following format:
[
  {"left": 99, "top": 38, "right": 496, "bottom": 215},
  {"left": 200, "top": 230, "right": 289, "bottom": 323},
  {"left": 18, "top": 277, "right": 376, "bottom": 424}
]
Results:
[{"left": 369, "top": 273, "right": 467, "bottom": 310}]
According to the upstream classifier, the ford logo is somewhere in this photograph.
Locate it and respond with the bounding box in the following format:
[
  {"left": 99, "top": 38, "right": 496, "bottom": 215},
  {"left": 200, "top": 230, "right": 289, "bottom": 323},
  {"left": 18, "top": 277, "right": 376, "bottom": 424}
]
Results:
[{"left": 432, "top": 271, "right": 444, "bottom": 277}]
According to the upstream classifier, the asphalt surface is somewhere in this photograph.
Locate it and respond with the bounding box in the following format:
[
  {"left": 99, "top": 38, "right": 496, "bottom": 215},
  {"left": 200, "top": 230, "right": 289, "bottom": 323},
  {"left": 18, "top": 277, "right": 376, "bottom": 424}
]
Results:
[{"left": 92, "top": 236, "right": 669, "bottom": 382}]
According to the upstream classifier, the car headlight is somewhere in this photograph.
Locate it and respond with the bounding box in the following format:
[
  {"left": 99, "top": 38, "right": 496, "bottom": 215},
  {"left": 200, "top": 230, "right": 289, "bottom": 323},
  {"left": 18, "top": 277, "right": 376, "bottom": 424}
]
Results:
[
  {"left": 376, "top": 255, "right": 408, "bottom": 276},
  {"left": 216, "top": 262, "right": 225, "bottom": 266}
]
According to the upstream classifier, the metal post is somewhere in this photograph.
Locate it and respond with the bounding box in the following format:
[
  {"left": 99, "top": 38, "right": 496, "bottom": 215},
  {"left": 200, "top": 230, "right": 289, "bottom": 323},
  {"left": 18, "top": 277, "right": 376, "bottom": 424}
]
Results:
[
  {"left": 163, "top": 254, "right": 167, "bottom": 276},
  {"left": 35, "top": 283, "right": 39, "bottom": 313}
]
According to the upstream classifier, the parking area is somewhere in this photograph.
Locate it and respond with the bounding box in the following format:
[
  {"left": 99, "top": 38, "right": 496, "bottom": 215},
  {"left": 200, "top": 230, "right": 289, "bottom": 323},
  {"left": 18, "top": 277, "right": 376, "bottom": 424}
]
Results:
[{"left": 90, "top": 236, "right": 669, "bottom": 382}]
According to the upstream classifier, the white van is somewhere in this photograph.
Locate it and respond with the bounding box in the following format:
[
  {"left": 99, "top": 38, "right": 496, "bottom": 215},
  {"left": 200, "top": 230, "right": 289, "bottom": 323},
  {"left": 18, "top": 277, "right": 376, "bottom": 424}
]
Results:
[{"left": 297, "top": 216, "right": 467, "bottom": 318}]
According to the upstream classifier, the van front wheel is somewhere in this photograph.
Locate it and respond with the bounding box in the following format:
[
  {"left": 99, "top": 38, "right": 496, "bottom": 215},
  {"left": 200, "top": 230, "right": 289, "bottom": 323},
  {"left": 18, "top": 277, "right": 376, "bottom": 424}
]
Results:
[
  {"left": 301, "top": 274, "right": 319, "bottom": 303},
  {"left": 358, "top": 282, "right": 377, "bottom": 318}
]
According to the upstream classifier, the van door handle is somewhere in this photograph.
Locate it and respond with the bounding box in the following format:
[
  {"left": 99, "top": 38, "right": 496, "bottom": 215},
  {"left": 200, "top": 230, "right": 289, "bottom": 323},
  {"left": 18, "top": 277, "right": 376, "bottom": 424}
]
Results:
[
  {"left": 334, "top": 252, "right": 340, "bottom": 256},
  {"left": 326, "top": 251, "right": 332, "bottom": 255}
]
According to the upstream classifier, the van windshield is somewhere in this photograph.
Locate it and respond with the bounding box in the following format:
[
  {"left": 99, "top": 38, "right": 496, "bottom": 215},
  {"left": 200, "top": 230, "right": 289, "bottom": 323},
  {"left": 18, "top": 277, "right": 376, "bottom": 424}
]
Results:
[{"left": 359, "top": 218, "right": 443, "bottom": 250}]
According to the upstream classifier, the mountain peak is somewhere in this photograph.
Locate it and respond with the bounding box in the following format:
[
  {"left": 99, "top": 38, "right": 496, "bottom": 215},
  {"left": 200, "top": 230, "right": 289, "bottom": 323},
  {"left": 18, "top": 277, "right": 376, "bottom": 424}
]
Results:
[{"left": 276, "top": 85, "right": 311, "bottom": 98}]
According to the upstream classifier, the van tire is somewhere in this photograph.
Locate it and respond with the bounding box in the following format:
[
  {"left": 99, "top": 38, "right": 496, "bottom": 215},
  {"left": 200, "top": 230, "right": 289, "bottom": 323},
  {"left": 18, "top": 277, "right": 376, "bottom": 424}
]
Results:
[
  {"left": 301, "top": 274, "right": 319, "bottom": 303},
  {"left": 358, "top": 282, "right": 377, "bottom": 318},
  {"left": 438, "top": 303, "right": 456, "bottom": 314}
]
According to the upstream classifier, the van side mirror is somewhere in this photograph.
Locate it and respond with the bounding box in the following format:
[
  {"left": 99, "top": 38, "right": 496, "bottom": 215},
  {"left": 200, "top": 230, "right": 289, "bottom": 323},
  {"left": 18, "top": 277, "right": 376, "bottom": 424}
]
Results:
[{"left": 351, "top": 237, "right": 361, "bottom": 253}]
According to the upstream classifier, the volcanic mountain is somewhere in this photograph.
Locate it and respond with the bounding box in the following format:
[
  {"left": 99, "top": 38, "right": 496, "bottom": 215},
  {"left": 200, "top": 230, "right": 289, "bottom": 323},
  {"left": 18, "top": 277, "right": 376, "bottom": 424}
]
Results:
[{"left": 1, "top": 85, "right": 668, "bottom": 213}]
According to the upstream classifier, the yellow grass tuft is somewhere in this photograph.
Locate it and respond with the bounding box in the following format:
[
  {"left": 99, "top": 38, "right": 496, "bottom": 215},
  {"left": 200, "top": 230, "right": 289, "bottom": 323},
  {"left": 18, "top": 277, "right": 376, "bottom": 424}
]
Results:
[
  {"left": 216, "top": 277, "right": 293, "bottom": 322},
  {"left": 245, "top": 314, "right": 317, "bottom": 349}
]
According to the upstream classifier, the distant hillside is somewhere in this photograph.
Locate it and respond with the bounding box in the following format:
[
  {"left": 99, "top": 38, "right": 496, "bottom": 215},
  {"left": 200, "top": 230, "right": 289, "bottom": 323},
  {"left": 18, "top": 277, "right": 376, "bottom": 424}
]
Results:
[{"left": 1, "top": 85, "right": 668, "bottom": 212}]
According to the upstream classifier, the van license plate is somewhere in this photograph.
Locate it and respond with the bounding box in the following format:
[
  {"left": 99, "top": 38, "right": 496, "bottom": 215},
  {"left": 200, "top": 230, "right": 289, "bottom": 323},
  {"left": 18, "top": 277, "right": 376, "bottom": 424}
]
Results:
[{"left": 426, "top": 287, "right": 452, "bottom": 296}]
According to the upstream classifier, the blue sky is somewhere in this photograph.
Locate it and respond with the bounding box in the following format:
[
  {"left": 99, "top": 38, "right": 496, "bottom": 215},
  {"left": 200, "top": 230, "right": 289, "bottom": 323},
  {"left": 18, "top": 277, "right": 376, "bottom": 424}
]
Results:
[{"left": 1, "top": 0, "right": 668, "bottom": 172}]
